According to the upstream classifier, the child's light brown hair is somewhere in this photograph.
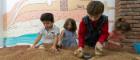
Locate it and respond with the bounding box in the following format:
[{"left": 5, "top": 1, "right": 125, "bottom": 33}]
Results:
[{"left": 86, "top": 1, "right": 104, "bottom": 16}]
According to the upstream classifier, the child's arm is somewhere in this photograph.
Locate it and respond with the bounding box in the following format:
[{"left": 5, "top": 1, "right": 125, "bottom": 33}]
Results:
[
  {"left": 58, "top": 30, "right": 65, "bottom": 45},
  {"left": 75, "top": 32, "right": 78, "bottom": 39},
  {"left": 120, "top": 34, "right": 126, "bottom": 41},
  {"left": 51, "top": 29, "right": 62, "bottom": 50},
  {"left": 32, "top": 34, "right": 42, "bottom": 48},
  {"left": 51, "top": 35, "right": 59, "bottom": 50},
  {"left": 108, "top": 40, "right": 121, "bottom": 46},
  {"left": 51, "top": 30, "right": 64, "bottom": 49}
]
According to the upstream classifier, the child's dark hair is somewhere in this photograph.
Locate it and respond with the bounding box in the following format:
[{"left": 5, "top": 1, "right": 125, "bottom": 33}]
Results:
[
  {"left": 117, "top": 17, "right": 125, "bottom": 22},
  {"left": 40, "top": 13, "right": 54, "bottom": 23},
  {"left": 86, "top": 1, "right": 104, "bottom": 16},
  {"left": 64, "top": 18, "right": 77, "bottom": 32},
  {"left": 115, "top": 21, "right": 131, "bottom": 32},
  {"left": 117, "top": 18, "right": 123, "bottom": 22}
]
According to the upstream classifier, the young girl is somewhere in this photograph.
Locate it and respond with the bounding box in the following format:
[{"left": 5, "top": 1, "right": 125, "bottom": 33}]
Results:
[
  {"left": 105, "top": 28, "right": 125, "bottom": 49},
  {"left": 105, "top": 17, "right": 131, "bottom": 49},
  {"left": 58, "top": 18, "right": 77, "bottom": 48}
]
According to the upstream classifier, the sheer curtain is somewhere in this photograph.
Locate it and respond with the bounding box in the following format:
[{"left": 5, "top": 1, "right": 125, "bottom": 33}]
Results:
[{"left": 0, "top": 0, "right": 6, "bottom": 48}]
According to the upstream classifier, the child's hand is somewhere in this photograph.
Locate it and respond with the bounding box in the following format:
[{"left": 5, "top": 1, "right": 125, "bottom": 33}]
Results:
[
  {"left": 27, "top": 45, "right": 35, "bottom": 50},
  {"left": 95, "top": 42, "right": 103, "bottom": 51},
  {"left": 109, "top": 40, "right": 121, "bottom": 46},
  {"left": 77, "top": 47, "right": 83, "bottom": 52},
  {"left": 31, "top": 45, "right": 36, "bottom": 48},
  {"left": 95, "top": 42, "right": 103, "bottom": 56},
  {"left": 74, "top": 47, "right": 84, "bottom": 58},
  {"left": 50, "top": 46, "right": 58, "bottom": 51}
]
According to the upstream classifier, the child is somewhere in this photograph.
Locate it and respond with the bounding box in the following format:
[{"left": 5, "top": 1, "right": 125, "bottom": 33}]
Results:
[
  {"left": 74, "top": 1, "right": 109, "bottom": 58},
  {"left": 105, "top": 17, "right": 131, "bottom": 50},
  {"left": 105, "top": 28, "right": 125, "bottom": 49},
  {"left": 31, "top": 13, "right": 60, "bottom": 51},
  {"left": 58, "top": 18, "right": 77, "bottom": 48}
]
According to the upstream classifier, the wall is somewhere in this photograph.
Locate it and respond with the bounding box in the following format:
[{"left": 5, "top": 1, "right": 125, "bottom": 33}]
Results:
[
  {"left": 115, "top": 0, "right": 140, "bottom": 42},
  {"left": 0, "top": 0, "right": 116, "bottom": 47},
  {"left": 4, "top": 0, "right": 115, "bottom": 37}
]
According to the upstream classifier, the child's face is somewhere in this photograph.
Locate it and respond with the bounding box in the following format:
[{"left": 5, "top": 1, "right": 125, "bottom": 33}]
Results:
[
  {"left": 88, "top": 14, "right": 101, "bottom": 21},
  {"left": 116, "top": 30, "right": 123, "bottom": 34},
  {"left": 42, "top": 21, "right": 53, "bottom": 29},
  {"left": 121, "top": 18, "right": 126, "bottom": 22},
  {"left": 67, "top": 22, "right": 72, "bottom": 30}
]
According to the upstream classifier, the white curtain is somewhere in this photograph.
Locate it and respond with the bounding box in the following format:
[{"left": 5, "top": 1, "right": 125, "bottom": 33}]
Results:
[{"left": 0, "top": 0, "right": 6, "bottom": 48}]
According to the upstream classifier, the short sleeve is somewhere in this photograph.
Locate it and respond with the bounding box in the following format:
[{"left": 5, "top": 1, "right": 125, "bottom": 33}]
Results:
[
  {"left": 54, "top": 26, "right": 60, "bottom": 36},
  {"left": 38, "top": 28, "right": 45, "bottom": 35}
]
